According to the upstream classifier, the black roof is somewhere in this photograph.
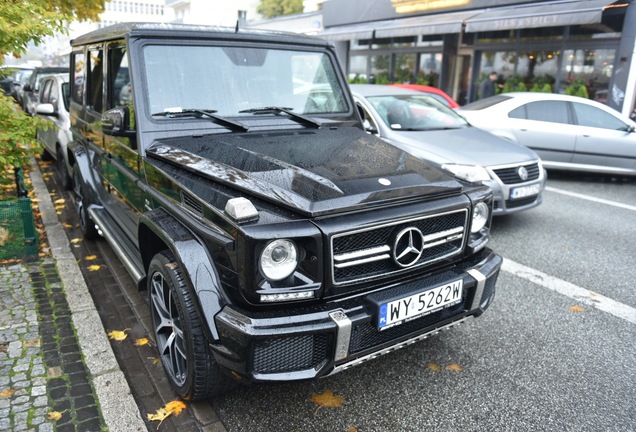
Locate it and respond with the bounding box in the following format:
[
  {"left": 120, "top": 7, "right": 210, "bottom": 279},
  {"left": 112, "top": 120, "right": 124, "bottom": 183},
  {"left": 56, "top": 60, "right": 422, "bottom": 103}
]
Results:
[{"left": 70, "top": 22, "right": 331, "bottom": 48}]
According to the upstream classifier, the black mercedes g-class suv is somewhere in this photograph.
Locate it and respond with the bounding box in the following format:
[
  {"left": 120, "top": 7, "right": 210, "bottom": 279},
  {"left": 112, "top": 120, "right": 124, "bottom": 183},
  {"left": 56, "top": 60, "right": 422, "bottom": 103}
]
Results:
[{"left": 68, "top": 23, "right": 502, "bottom": 400}]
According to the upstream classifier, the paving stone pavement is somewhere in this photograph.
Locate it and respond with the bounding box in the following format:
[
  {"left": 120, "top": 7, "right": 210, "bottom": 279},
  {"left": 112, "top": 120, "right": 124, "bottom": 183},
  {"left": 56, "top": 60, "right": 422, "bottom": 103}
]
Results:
[{"left": 0, "top": 258, "right": 104, "bottom": 432}]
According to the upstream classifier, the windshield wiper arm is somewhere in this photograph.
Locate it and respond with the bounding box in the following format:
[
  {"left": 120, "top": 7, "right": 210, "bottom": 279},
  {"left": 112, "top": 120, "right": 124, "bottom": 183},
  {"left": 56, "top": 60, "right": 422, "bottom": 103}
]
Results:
[
  {"left": 152, "top": 108, "right": 249, "bottom": 132},
  {"left": 238, "top": 106, "right": 321, "bottom": 128}
]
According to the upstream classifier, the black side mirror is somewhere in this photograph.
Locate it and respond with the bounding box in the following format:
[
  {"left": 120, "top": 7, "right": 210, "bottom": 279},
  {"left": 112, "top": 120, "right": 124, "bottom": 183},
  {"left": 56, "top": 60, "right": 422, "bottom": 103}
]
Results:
[
  {"left": 102, "top": 106, "right": 136, "bottom": 138},
  {"left": 23, "top": 84, "right": 32, "bottom": 92}
]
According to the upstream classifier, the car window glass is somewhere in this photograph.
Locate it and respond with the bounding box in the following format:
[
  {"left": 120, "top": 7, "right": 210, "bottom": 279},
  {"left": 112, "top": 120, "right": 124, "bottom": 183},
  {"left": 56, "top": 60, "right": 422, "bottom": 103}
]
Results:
[
  {"left": 88, "top": 48, "right": 104, "bottom": 113},
  {"left": 72, "top": 52, "right": 85, "bottom": 105},
  {"left": 508, "top": 105, "right": 526, "bottom": 119},
  {"left": 572, "top": 102, "right": 627, "bottom": 130},
  {"left": 366, "top": 94, "right": 467, "bottom": 130},
  {"left": 40, "top": 80, "right": 52, "bottom": 103},
  {"left": 356, "top": 102, "right": 379, "bottom": 132},
  {"left": 524, "top": 101, "right": 569, "bottom": 124},
  {"left": 49, "top": 79, "right": 60, "bottom": 111},
  {"left": 108, "top": 44, "right": 131, "bottom": 110},
  {"left": 61, "top": 83, "right": 70, "bottom": 111},
  {"left": 142, "top": 44, "right": 348, "bottom": 116}
]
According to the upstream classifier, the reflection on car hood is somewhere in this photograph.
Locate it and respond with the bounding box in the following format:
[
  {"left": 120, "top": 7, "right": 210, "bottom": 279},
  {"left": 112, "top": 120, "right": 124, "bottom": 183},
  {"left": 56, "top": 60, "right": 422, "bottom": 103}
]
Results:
[
  {"left": 385, "top": 126, "right": 539, "bottom": 167},
  {"left": 146, "top": 127, "right": 464, "bottom": 217}
]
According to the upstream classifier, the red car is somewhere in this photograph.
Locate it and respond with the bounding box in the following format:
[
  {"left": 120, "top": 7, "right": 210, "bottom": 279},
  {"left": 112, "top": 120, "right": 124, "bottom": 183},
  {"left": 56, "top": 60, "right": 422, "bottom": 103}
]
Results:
[{"left": 390, "top": 83, "right": 460, "bottom": 108}]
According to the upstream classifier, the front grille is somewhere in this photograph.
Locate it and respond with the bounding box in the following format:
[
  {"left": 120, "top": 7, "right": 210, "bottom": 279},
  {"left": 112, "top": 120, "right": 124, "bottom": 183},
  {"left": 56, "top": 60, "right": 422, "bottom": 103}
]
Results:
[
  {"left": 331, "top": 210, "right": 467, "bottom": 285},
  {"left": 506, "top": 195, "right": 539, "bottom": 209},
  {"left": 253, "top": 334, "right": 329, "bottom": 374},
  {"left": 493, "top": 162, "right": 541, "bottom": 184}
]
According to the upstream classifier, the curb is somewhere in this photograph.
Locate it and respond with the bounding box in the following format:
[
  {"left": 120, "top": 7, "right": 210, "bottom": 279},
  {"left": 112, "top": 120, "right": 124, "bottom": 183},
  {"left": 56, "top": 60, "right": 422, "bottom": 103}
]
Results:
[{"left": 29, "top": 160, "right": 148, "bottom": 432}]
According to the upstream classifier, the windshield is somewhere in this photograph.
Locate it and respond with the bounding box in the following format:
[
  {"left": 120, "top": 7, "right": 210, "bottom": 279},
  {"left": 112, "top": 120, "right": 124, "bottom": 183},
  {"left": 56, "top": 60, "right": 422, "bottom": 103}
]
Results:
[
  {"left": 142, "top": 44, "right": 349, "bottom": 117},
  {"left": 366, "top": 94, "right": 468, "bottom": 131}
]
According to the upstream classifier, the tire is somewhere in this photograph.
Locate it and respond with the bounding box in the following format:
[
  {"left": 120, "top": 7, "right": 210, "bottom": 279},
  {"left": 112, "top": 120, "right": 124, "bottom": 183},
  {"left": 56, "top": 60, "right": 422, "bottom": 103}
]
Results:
[
  {"left": 148, "top": 250, "right": 235, "bottom": 400},
  {"left": 72, "top": 168, "right": 98, "bottom": 239},
  {"left": 57, "top": 146, "right": 72, "bottom": 190}
]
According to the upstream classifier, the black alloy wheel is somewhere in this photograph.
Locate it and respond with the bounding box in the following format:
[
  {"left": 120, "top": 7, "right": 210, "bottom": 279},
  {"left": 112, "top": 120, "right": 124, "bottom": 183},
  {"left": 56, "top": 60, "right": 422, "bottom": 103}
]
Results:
[
  {"left": 57, "top": 146, "right": 72, "bottom": 190},
  {"left": 148, "top": 250, "right": 235, "bottom": 400},
  {"left": 72, "top": 168, "right": 98, "bottom": 239}
]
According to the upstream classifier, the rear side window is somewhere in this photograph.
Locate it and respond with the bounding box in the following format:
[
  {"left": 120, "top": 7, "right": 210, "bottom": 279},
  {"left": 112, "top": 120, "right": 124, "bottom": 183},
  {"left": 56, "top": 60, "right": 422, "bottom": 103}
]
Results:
[
  {"left": 71, "top": 52, "right": 85, "bottom": 105},
  {"left": 572, "top": 102, "right": 628, "bottom": 130},
  {"left": 514, "top": 101, "right": 570, "bottom": 125}
]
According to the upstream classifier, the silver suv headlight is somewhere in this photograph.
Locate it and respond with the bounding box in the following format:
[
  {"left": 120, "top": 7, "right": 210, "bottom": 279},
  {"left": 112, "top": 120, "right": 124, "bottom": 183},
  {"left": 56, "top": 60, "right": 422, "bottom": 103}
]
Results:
[{"left": 259, "top": 239, "right": 298, "bottom": 281}]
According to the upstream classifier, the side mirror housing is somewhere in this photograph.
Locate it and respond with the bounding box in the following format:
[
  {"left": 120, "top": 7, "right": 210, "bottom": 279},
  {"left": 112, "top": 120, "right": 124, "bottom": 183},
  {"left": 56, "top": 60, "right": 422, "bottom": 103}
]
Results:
[
  {"left": 102, "top": 106, "right": 136, "bottom": 138},
  {"left": 36, "top": 103, "right": 57, "bottom": 116}
]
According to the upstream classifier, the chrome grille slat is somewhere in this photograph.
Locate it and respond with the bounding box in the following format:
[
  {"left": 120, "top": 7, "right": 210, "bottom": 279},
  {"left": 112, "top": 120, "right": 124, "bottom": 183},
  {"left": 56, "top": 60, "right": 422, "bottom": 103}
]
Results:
[{"left": 331, "top": 209, "right": 468, "bottom": 285}]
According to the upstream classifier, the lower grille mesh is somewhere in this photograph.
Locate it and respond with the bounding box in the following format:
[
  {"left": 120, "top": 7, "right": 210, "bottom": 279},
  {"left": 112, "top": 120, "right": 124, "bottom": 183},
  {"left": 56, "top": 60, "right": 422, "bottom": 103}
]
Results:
[{"left": 253, "top": 334, "right": 329, "bottom": 374}]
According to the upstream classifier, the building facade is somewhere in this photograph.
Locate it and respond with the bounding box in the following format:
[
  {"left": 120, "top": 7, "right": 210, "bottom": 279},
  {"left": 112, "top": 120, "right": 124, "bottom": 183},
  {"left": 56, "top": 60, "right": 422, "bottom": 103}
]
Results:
[{"left": 314, "top": 0, "right": 635, "bottom": 116}]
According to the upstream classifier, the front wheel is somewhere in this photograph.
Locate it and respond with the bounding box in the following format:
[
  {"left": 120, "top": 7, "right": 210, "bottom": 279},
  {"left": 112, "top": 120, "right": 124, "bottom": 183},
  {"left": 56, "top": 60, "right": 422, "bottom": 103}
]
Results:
[
  {"left": 57, "top": 146, "right": 72, "bottom": 190},
  {"left": 148, "top": 251, "right": 235, "bottom": 400}
]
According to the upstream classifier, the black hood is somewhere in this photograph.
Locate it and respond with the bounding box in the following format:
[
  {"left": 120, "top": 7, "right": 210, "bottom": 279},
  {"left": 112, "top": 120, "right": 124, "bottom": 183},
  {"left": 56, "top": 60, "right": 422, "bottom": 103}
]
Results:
[{"left": 146, "top": 127, "right": 463, "bottom": 217}]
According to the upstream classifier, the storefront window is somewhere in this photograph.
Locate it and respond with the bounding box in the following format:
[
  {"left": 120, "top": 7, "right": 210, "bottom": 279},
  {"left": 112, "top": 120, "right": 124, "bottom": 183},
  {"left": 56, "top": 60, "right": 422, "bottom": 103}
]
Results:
[
  {"left": 371, "top": 54, "right": 390, "bottom": 84},
  {"left": 418, "top": 53, "right": 442, "bottom": 87},
  {"left": 517, "top": 51, "right": 559, "bottom": 92},
  {"left": 349, "top": 55, "right": 368, "bottom": 82},
  {"left": 560, "top": 49, "right": 615, "bottom": 100},
  {"left": 394, "top": 53, "right": 416, "bottom": 83}
]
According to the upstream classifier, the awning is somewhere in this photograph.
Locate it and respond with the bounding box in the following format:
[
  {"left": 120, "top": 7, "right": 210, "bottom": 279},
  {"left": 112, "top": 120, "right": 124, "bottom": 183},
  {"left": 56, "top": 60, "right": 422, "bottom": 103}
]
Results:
[
  {"left": 464, "top": 0, "right": 618, "bottom": 33},
  {"left": 319, "top": 9, "right": 481, "bottom": 41}
]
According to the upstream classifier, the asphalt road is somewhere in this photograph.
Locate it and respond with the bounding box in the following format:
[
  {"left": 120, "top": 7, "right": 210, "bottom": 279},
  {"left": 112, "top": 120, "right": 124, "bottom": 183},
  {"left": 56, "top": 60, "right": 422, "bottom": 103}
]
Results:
[{"left": 42, "top": 161, "right": 636, "bottom": 432}]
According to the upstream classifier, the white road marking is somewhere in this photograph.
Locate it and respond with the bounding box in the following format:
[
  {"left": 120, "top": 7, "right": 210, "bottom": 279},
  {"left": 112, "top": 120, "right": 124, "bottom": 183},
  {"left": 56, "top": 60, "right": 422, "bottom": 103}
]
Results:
[
  {"left": 546, "top": 186, "right": 636, "bottom": 212},
  {"left": 502, "top": 258, "right": 636, "bottom": 325}
]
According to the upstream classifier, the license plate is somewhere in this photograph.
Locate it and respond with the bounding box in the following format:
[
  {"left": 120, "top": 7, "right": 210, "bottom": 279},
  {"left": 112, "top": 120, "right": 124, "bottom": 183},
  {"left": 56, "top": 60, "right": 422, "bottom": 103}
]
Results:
[
  {"left": 377, "top": 280, "right": 463, "bottom": 330},
  {"left": 510, "top": 182, "right": 541, "bottom": 199}
]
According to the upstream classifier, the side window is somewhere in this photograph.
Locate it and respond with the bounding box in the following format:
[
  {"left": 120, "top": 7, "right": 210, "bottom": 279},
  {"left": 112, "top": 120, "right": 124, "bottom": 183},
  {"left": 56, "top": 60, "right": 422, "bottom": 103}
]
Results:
[
  {"left": 72, "top": 52, "right": 85, "bottom": 105},
  {"left": 572, "top": 102, "right": 628, "bottom": 130},
  {"left": 88, "top": 48, "right": 104, "bottom": 113},
  {"left": 40, "top": 80, "right": 52, "bottom": 104},
  {"left": 508, "top": 105, "right": 526, "bottom": 119},
  {"left": 524, "top": 101, "right": 569, "bottom": 124},
  {"left": 107, "top": 44, "right": 131, "bottom": 110},
  {"left": 49, "top": 79, "right": 60, "bottom": 111}
]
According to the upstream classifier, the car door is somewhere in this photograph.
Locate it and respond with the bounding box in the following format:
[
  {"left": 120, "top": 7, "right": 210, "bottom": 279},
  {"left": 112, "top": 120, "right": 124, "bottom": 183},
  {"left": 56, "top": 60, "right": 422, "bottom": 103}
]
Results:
[
  {"left": 101, "top": 42, "right": 144, "bottom": 243},
  {"left": 570, "top": 101, "right": 636, "bottom": 173},
  {"left": 36, "top": 78, "right": 57, "bottom": 155},
  {"left": 507, "top": 100, "right": 577, "bottom": 164}
]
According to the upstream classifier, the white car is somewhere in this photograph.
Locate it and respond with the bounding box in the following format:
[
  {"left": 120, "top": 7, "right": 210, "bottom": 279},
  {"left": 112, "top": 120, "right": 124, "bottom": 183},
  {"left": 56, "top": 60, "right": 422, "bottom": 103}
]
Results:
[
  {"left": 36, "top": 74, "right": 73, "bottom": 189},
  {"left": 458, "top": 92, "right": 636, "bottom": 176},
  {"left": 351, "top": 84, "right": 546, "bottom": 215}
]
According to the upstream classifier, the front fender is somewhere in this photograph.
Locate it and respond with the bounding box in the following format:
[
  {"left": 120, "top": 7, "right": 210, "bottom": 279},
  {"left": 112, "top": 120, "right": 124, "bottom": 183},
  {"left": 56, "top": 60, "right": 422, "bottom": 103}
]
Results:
[{"left": 140, "top": 208, "right": 227, "bottom": 341}]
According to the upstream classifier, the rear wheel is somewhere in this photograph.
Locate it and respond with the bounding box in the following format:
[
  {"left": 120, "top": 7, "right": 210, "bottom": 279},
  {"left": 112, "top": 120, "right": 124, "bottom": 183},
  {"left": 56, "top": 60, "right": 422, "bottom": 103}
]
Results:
[
  {"left": 148, "top": 250, "right": 235, "bottom": 400},
  {"left": 72, "top": 168, "right": 98, "bottom": 239}
]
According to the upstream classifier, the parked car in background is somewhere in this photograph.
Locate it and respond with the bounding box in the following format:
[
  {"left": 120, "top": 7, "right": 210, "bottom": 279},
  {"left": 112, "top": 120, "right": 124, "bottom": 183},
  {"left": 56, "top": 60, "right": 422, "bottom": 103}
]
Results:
[
  {"left": 35, "top": 74, "right": 73, "bottom": 189},
  {"left": 22, "top": 66, "right": 68, "bottom": 115},
  {"left": 351, "top": 84, "right": 546, "bottom": 215},
  {"left": 0, "top": 65, "right": 33, "bottom": 99},
  {"left": 390, "top": 83, "right": 460, "bottom": 108},
  {"left": 458, "top": 92, "right": 636, "bottom": 176}
]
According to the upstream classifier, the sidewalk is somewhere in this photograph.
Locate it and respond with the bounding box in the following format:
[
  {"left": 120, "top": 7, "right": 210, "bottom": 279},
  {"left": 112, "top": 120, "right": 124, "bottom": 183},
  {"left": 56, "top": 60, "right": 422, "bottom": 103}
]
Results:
[{"left": 0, "top": 162, "right": 147, "bottom": 432}]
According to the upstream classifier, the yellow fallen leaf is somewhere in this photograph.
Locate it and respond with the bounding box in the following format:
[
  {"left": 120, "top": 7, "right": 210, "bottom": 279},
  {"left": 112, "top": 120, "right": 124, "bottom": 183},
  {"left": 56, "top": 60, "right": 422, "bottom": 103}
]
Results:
[
  {"left": 148, "top": 356, "right": 160, "bottom": 365},
  {"left": 87, "top": 264, "right": 101, "bottom": 272},
  {"left": 570, "top": 305, "right": 585, "bottom": 313},
  {"left": 63, "top": 223, "right": 73, "bottom": 229},
  {"left": 349, "top": 426, "right": 359, "bottom": 432},
  {"left": 0, "top": 388, "right": 16, "bottom": 398},
  {"left": 108, "top": 329, "right": 128, "bottom": 342},
  {"left": 147, "top": 407, "right": 171, "bottom": 427},
  {"left": 135, "top": 338, "right": 150, "bottom": 346},
  {"left": 164, "top": 400, "right": 187, "bottom": 415},
  {"left": 54, "top": 198, "right": 65, "bottom": 204},
  {"left": 47, "top": 411, "right": 63, "bottom": 421},
  {"left": 446, "top": 363, "right": 463, "bottom": 372},
  {"left": 85, "top": 255, "right": 98, "bottom": 261},
  {"left": 70, "top": 238, "right": 83, "bottom": 244},
  {"left": 54, "top": 205, "right": 65, "bottom": 211},
  {"left": 426, "top": 362, "right": 441, "bottom": 371},
  {"left": 311, "top": 389, "right": 345, "bottom": 408}
]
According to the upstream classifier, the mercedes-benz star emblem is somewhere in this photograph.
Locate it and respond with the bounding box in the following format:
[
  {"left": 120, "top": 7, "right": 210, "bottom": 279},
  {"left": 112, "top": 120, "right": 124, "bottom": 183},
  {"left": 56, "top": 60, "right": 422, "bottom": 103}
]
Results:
[
  {"left": 517, "top": 166, "right": 529, "bottom": 181},
  {"left": 393, "top": 227, "right": 425, "bottom": 268}
]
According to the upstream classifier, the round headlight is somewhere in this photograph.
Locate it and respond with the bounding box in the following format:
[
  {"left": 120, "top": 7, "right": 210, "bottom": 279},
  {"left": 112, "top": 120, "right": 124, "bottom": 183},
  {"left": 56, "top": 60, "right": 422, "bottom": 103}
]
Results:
[
  {"left": 471, "top": 202, "right": 490, "bottom": 233},
  {"left": 259, "top": 239, "right": 298, "bottom": 281}
]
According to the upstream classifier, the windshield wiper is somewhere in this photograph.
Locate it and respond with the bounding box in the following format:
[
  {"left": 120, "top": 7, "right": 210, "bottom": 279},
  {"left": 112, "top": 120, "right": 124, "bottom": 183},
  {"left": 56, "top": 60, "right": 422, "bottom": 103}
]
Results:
[
  {"left": 239, "top": 106, "right": 321, "bottom": 128},
  {"left": 152, "top": 108, "right": 249, "bottom": 132}
]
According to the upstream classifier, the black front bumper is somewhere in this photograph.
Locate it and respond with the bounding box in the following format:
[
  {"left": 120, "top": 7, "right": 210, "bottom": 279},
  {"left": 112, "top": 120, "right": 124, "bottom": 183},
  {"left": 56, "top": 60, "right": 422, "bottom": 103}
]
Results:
[{"left": 212, "top": 248, "right": 502, "bottom": 382}]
